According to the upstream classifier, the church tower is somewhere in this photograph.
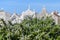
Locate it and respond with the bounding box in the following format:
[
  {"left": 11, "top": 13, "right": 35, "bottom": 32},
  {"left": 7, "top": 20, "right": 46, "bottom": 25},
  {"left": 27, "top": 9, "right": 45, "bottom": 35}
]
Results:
[{"left": 41, "top": 7, "right": 48, "bottom": 16}]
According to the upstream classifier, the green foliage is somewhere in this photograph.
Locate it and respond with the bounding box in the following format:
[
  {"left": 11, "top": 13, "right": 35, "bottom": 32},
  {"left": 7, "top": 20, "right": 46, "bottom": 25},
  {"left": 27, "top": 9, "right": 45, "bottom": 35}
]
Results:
[{"left": 0, "top": 17, "right": 60, "bottom": 40}]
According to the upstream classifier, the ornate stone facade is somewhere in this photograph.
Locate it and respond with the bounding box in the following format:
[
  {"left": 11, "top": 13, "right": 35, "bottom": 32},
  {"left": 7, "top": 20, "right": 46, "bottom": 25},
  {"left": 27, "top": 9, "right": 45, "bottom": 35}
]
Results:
[{"left": 0, "top": 7, "right": 60, "bottom": 24}]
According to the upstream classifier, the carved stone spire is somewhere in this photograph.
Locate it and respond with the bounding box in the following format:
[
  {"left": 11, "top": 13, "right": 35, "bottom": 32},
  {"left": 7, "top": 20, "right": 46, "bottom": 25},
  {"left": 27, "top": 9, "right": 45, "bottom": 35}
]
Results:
[
  {"left": 42, "top": 7, "right": 46, "bottom": 13},
  {"left": 28, "top": 4, "right": 30, "bottom": 10}
]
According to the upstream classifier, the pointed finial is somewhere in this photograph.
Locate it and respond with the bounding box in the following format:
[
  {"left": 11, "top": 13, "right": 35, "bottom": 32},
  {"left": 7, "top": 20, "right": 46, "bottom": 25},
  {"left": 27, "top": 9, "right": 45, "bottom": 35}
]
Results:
[
  {"left": 42, "top": 5, "right": 46, "bottom": 12},
  {"left": 28, "top": 4, "right": 30, "bottom": 10},
  {"left": 42, "top": 5, "right": 46, "bottom": 10},
  {"left": 41, "top": 5, "right": 47, "bottom": 14}
]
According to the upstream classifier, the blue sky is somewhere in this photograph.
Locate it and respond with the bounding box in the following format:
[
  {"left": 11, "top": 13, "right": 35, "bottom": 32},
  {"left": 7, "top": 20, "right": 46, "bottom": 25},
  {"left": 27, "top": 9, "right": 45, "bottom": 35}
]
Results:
[{"left": 0, "top": 0, "right": 60, "bottom": 14}]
